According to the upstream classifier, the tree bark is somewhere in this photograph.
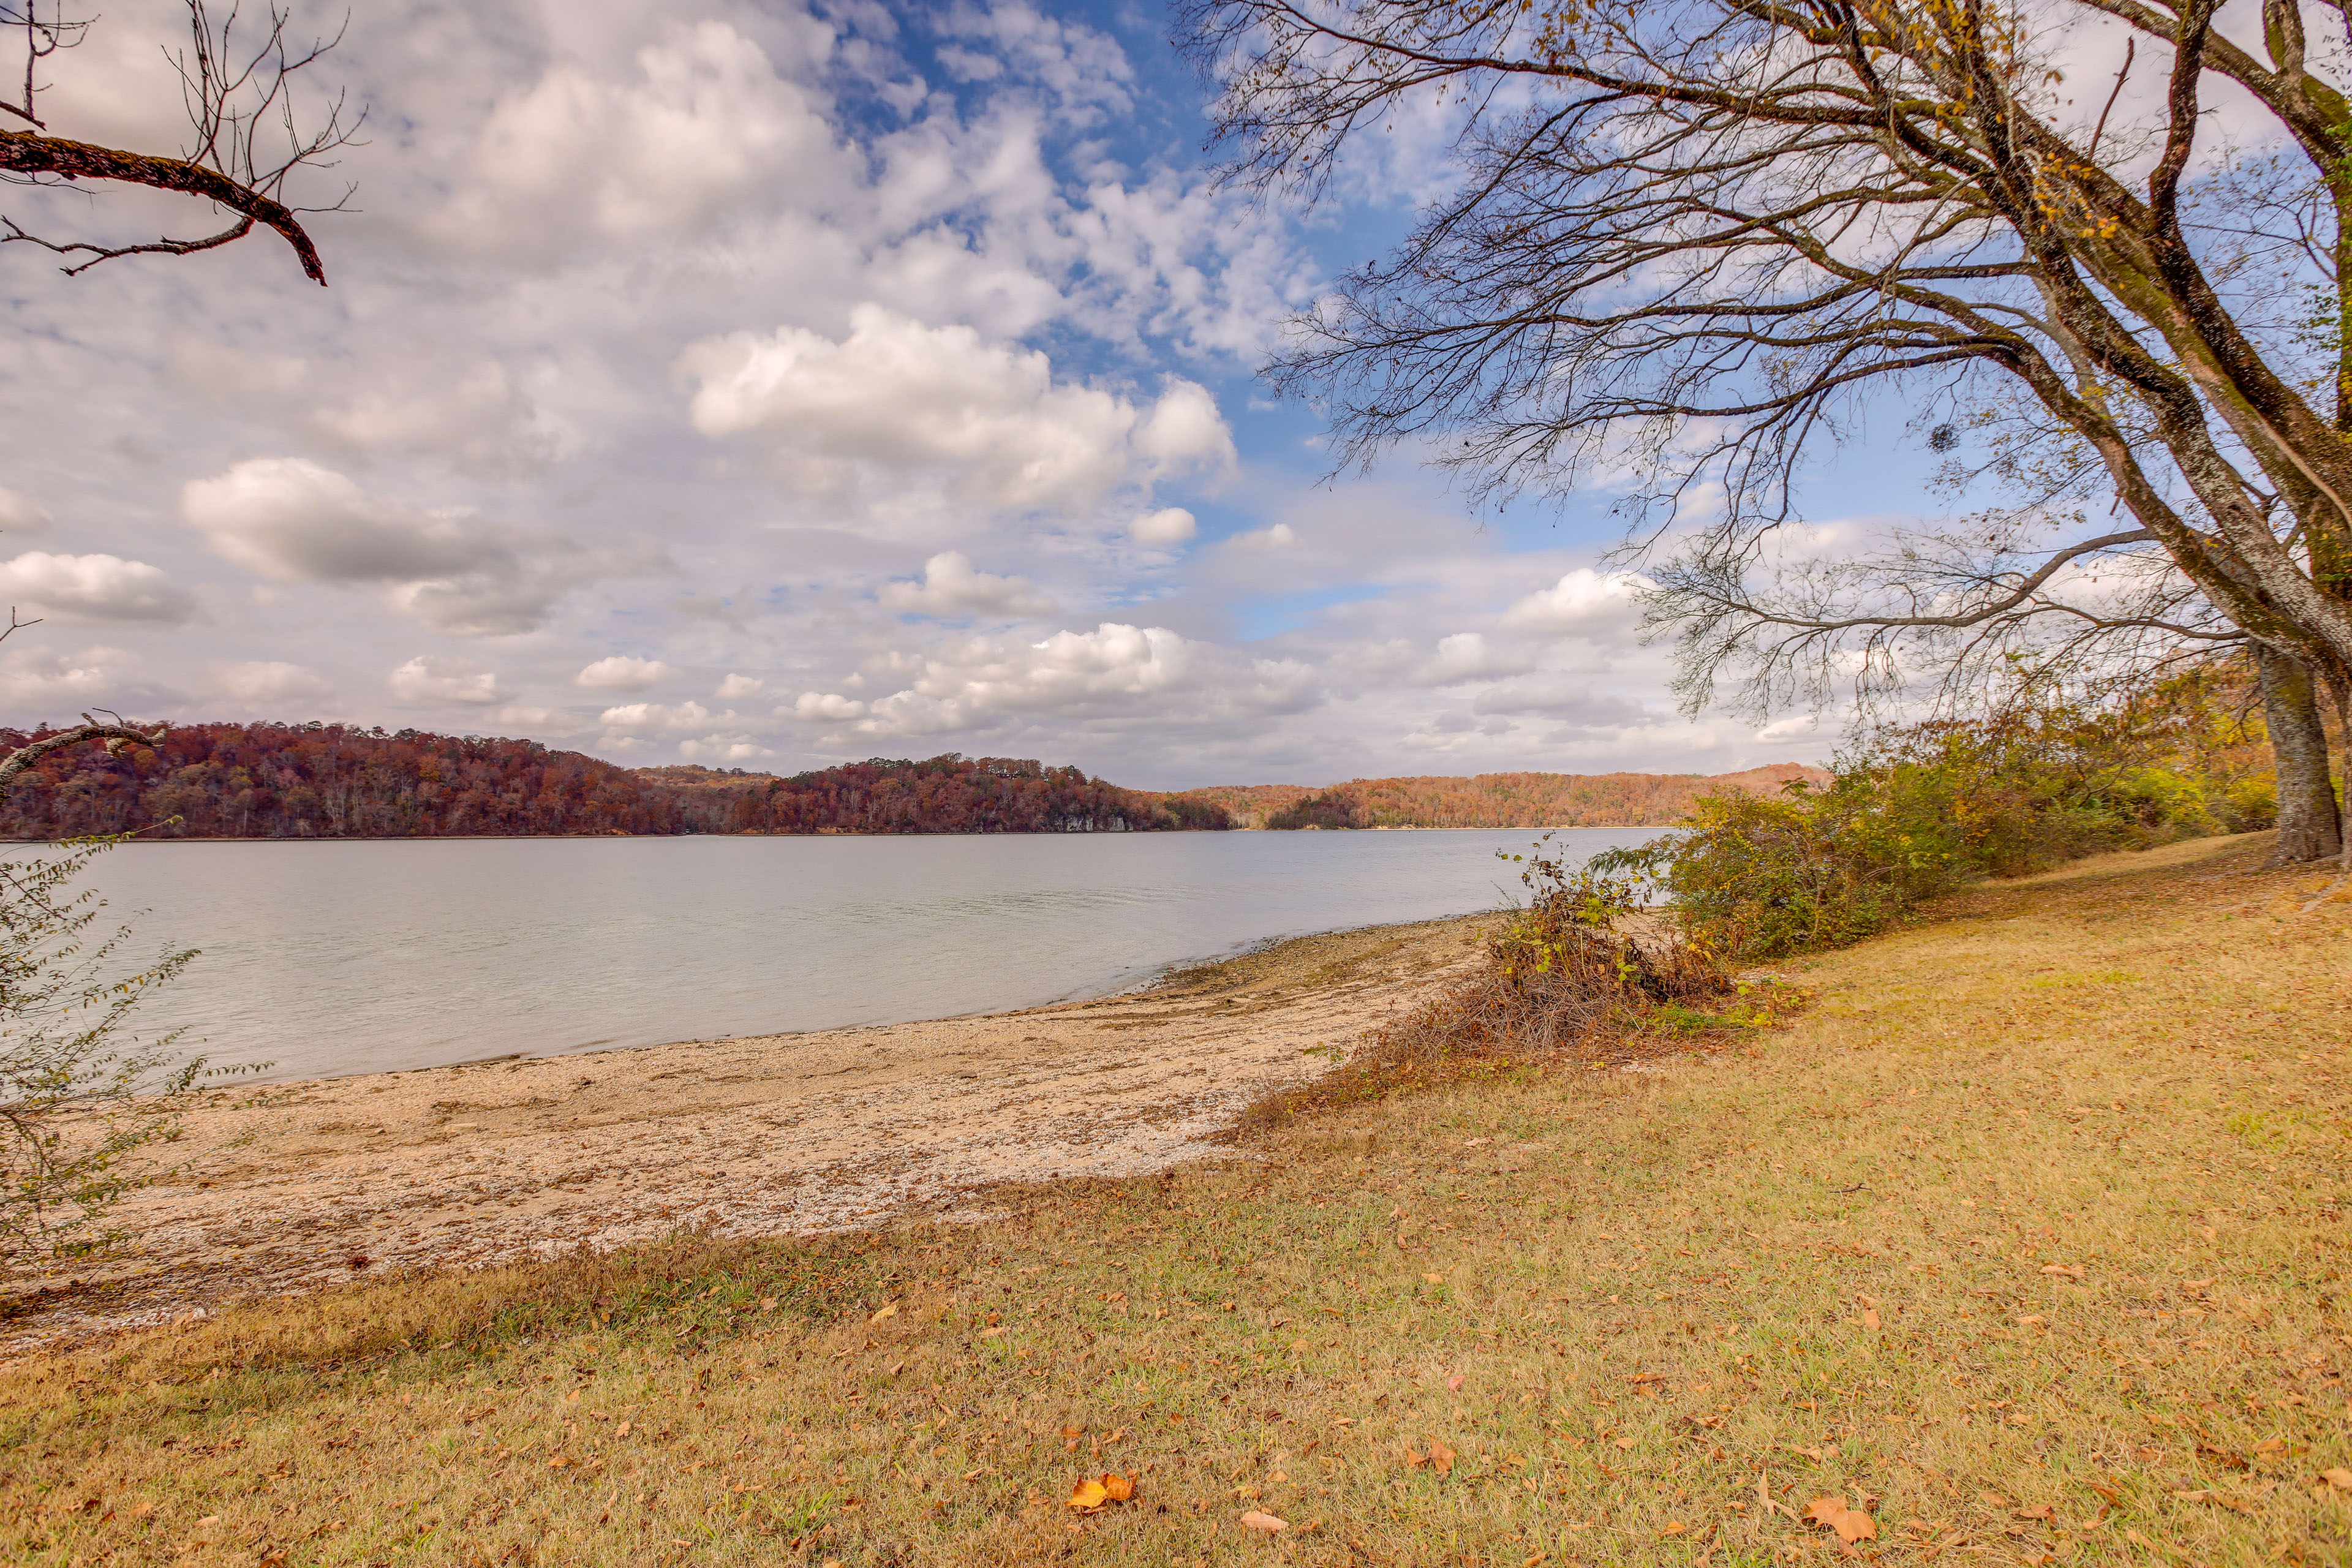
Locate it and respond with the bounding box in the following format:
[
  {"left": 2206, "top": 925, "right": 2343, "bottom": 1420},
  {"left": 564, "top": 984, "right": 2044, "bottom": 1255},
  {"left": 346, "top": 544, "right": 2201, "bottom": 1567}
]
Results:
[{"left": 2256, "top": 646, "right": 2343, "bottom": 864}]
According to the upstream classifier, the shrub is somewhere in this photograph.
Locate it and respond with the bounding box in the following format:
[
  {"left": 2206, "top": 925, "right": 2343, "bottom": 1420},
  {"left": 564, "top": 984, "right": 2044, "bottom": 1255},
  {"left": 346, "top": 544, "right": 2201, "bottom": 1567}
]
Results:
[
  {"left": 1, "top": 837, "right": 224, "bottom": 1270},
  {"left": 1597, "top": 683, "right": 2245, "bottom": 962}
]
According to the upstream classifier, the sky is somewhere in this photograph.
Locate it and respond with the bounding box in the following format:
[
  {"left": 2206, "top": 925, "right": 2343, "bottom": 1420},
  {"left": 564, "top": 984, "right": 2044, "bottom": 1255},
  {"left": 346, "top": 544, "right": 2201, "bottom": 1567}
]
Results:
[{"left": 0, "top": 0, "right": 1898, "bottom": 788}]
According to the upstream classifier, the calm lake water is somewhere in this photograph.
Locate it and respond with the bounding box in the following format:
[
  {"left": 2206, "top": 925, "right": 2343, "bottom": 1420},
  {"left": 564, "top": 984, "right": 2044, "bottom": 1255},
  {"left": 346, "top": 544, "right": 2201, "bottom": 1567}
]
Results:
[{"left": 83, "top": 828, "right": 1653, "bottom": 1082}]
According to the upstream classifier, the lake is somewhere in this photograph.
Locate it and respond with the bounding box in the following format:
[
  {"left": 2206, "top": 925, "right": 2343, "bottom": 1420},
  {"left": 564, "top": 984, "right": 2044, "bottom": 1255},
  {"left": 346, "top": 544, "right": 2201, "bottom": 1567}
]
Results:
[{"left": 80, "top": 827, "right": 1654, "bottom": 1082}]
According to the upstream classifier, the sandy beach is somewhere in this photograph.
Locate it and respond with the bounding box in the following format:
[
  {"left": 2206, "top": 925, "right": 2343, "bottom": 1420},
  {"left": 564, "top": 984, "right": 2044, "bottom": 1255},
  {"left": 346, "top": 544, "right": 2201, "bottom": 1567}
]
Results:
[{"left": 4, "top": 915, "right": 1490, "bottom": 1355}]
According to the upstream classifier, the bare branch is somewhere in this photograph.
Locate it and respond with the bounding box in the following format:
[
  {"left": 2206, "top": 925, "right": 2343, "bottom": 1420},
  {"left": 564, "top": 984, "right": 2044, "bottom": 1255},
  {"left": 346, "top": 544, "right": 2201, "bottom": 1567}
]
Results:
[{"left": 0, "top": 0, "right": 361, "bottom": 284}]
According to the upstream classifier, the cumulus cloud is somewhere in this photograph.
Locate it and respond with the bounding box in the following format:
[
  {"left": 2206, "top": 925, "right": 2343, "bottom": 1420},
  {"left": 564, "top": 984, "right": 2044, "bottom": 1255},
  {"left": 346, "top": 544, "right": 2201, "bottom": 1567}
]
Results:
[
  {"left": 782, "top": 691, "right": 868, "bottom": 722},
  {"left": 576, "top": 655, "right": 678, "bottom": 690},
  {"left": 878, "top": 552, "right": 1055, "bottom": 617},
  {"left": 715, "top": 673, "right": 764, "bottom": 699},
  {"left": 181, "top": 458, "right": 652, "bottom": 636},
  {"left": 216, "top": 660, "right": 335, "bottom": 706},
  {"left": 0, "top": 486, "right": 52, "bottom": 538},
  {"left": 0, "top": 644, "right": 149, "bottom": 710},
  {"left": 677, "top": 306, "right": 1235, "bottom": 515},
  {"left": 597, "top": 699, "right": 721, "bottom": 729},
  {"left": 0, "top": 552, "right": 194, "bottom": 625},
  {"left": 1131, "top": 507, "right": 1196, "bottom": 545},
  {"left": 830, "top": 622, "right": 1321, "bottom": 737},
  {"left": 1498, "top": 569, "right": 1648, "bottom": 635},
  {"left": 677, "top": 733, "right": 775, "bottom": 761},
  {"left": 427, "top": 20, "right": 844, "bottom": 263},
  {"left": 1411, "top": 632, "right": 1536, "bottom": 687},
  {"left": 390, "top": 657, "right": 501, "bottom": 706}
]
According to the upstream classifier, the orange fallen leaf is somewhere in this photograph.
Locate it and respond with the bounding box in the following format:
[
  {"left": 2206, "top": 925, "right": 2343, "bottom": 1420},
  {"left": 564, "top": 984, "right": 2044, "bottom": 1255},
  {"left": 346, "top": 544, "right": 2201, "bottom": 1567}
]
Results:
[
  {"left": 1980, "top": 1491, "right": 2009, "bottom": 1509},
  {"left": 1103, "top": 1474, "right": 1136, "bottom": 1503},
  {"left": 1422, "top": 1273, "right": 1446, "bottom": 1285},
  {"left": 869, "top": 1302, "right": 900, "bottom": 1324},
  {"left": 1615, "top": 1436, "right": 1637, "bottom": 1451},
  {"left": 1429, "top": 1440, "right": 1455, "bottom": 1476},
  {"left": 2041, "top": 1264, "right": 2086, "bottom": 1280},
  {"left": 1068, "top": 1478, "right": 1110, "bottom": 1511},
  {"left": 1660, "top": 1520, "right": 1686, "bottom": 1536},
  {"left": 2321, "top": 1469, "right": 2352, "bottom": 1492},
  {"left": 1240, "top": 1510, "right": 1287, "bottom": 1532},
  {"left": 1803, "top": 1496, "right": 1877, "bottom": 1544},
  {"left": 2013, "top": 1504, "right": 2054, "bottom": 1521},
  {"left": 614, "top": 1421, "right": 631, "bottom": 1438},
  {"left": 1861, "top": 1308, "right": 1880, "bottom": 1331},
  {"left": 1446, "top": 1374, "right": 1465, "bottom": 1391}
]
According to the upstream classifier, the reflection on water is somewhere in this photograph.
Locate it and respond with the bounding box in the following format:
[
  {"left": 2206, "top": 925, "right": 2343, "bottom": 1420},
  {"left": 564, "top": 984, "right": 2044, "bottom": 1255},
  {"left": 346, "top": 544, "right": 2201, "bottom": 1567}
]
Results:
[{"left": 87, "top": 827, "right": 1652, "bottom": 1081}]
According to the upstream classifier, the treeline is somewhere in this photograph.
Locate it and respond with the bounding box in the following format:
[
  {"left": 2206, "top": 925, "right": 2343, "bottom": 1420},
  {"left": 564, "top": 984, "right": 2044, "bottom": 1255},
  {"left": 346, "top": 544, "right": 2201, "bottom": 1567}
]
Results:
[
  {"left": 0, "top": 725, "right": 1231, "bottom": 840},
  {"left": 647, "top": 755, "right": 1231, "bottom": 835},
  {"left": 1176, "top": 763, "right": 1830, "bottom": 830}
]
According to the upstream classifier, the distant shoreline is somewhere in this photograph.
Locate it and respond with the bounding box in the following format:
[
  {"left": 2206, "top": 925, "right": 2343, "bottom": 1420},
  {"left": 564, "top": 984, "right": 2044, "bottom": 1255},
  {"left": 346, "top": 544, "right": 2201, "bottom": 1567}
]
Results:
[{"left": 2, "top": 823, "right": 1665, "bottom": 845}]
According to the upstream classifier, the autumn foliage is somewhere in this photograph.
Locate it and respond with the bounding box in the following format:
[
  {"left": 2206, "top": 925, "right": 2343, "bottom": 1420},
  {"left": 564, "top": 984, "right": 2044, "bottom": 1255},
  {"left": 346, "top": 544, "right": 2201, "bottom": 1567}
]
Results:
[
  {"left": 0, "top": 725, "right": 1231, "bottom": 840},
  {"left": 1179, "top": 764, "right": 1828, "bottom": 830}
]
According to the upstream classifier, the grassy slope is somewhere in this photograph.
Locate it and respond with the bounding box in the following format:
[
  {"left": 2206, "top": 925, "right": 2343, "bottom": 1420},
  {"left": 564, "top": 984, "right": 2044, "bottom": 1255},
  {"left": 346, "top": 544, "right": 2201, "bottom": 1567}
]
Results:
[{"left": 4, "top": 834, "right": 2347, "bottom": 1567}]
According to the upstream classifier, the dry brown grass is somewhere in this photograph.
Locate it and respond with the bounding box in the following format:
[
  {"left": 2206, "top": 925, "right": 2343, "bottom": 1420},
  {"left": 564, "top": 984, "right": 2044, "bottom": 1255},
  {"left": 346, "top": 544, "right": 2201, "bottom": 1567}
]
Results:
[{"left": 2, "top": 832, "right": 2348, "bottom": 1567}]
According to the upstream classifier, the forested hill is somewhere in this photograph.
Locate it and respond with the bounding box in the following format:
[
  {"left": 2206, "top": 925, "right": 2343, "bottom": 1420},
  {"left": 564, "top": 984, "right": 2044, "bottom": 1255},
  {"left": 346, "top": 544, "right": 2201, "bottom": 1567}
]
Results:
[
  {"left": 0, "top": 725, "right": 1226, "bottom": 840},
  {"left": 1172, "top": 764, "right": 1830, "bottom": 830}
]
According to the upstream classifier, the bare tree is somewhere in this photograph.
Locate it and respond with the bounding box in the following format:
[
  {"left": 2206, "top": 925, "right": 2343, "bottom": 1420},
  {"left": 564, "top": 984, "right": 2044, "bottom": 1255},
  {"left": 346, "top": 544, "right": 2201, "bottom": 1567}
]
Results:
[
  {"left": 1183, "top": 0, "right": 2352, "bottom": 866},
  {"left": 0, "top": 0, "right": 361, "bottom": 284}
]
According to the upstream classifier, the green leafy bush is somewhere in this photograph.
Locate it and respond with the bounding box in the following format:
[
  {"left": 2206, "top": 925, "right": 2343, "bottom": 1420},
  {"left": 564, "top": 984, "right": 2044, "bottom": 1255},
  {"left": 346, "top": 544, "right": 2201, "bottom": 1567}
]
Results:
[
  {"left": 1, "top": 836, "right": 225, "bottom": 1268},
  {"left": 1597, "top": 687, "right": 2243, "bottom": 961}
]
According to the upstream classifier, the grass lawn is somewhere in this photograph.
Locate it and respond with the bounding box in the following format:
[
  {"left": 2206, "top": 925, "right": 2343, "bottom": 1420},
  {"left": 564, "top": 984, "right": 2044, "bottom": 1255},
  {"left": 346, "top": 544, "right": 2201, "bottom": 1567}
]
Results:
[{"left": 3, "top": 832, "right": 2347, "bottom": 1566}]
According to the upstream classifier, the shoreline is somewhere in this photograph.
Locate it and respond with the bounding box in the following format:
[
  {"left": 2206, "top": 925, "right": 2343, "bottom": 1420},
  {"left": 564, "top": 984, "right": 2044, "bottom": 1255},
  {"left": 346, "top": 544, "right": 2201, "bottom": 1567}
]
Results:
[
  {"left": 3, "top": 913, "right": 1497, "bottom": 1355},
  {"left": 1, "top": 823, "right": 1660, "bottom": 845}
]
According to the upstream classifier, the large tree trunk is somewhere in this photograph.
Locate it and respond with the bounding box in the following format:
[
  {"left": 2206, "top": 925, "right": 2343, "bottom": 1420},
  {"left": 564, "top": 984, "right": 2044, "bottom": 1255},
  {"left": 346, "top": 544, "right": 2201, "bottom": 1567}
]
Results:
[{"left": 2256, "top": 646, "right": 2344, "bottom": 865}]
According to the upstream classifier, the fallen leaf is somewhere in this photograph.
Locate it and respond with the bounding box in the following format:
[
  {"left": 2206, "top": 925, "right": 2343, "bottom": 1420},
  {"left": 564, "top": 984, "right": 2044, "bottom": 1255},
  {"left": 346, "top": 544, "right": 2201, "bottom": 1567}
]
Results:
[
  {"left": 1446, "top": 1374, "right": 1464, "bottom": 1392},
  {"left": 1615, "top": 1436, "right": 1637, "bottom": 1451},
  {"left": 1103, "top": 1474, "right": 1136, "bottom": 1503},
  {"left": 2013, "top": 1504, "right": 2054, "bottom": 1521},
  {"left": 1862, "top": 1308, "right": 1880, "bottom": 1330},
  {"left": 1068, "top": 1479, "right": 1109, "bottom": 1512},
  {"left": 1980, "top": 1491, "right": 2010, "bottom": 1509},
  {"left": 195, "top": 1516, "right": 223, "bottom": 1529},
  {"left": 1422, "top": 1273, "right": 1446, "bottom": 1285},
  {"left": 1240, "top": 1510, "right": 1287, "bottom": 1532},
  {"left": 869, "top": 1302, "right": 899, "bottom": 1324},
  {"left": 130, "top": 1502, "right": 155, "bottom": 1520},
  {"left": 1430, "top": 1440, "right": 1455, "bottom": 1476},
  {"left": 1660, "top": 1520, "right": 1686, "bottom": 1536},
  {"left": 2252, "top": 1437, "right": 2286, "bottom": 1456},
  {"left": 614, "top": 1421, "right": 631, "bottom": 1439},
  {"left": 1062, "top": 1425, "right": 1083, "bottom": 1441},
  {"left": 2040, "top": 1264, "right": 2086, "bottom": 1280},
  {"left": 2322, "top": 1469, "right": 2352, "bottom": 1492},
  {"left": 1803, "top": 1496, "right": 1877, "bottom": 1544}
]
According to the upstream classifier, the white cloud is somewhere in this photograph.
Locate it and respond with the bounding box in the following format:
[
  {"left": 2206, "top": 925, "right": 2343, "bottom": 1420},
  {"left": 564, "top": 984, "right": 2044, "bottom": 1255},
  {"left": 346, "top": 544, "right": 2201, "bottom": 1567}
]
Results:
[
  {"left": 390, "top": 657, "right": 502, "bottom": 706},
  {"left": 677, "top": 733, "right": 776, "bottom": 761},
  {"left": 838, "top": 622, "right": 1321, "bottom": 737},
  {"left": 0, "top": 644, "right": 148, "bottom": 710},
  {"left": 782, "top": 691, "right": 868, "bottom": 722},
  {"left": 677, "top": 306, "right": 1234, "bottom": 515},
  {"left": 1131, "top": 507, "right": 1196, "bottom": 545},
  {"left": 0, "top": 487, "right": 52, "bottom": 538},
  {"left": 576, "top": 655, "right": 679, "bottom": 690},
  {"left": 181, "top": 458, "right": 652, "bottom": 636},
  {"left": 1411, "top": 631, "right": 1535, "bottom": 687},
  {"left": 1227, "top": 522, "right": 1297, "bottom": 553},
  {"left": 597, "top": 699, "right": 718, "bottom": 729},
  {"left": 1499, "top": 569, "right": 1649, "bottom": 635},
  {"left": 426, "top": 20, "right": 845, "bottom": 264},
  {"left": 878, "top": 552, "right": 1055, "bottom": 617},
  {"left": 0, "top": 552, "right": 194, "bottom": 625},
  {"left": 216, "top": 660, "right": 334, "bottom": 706},
  {"left": 715, "top": 673, "right": 764, "bottom": 699}
]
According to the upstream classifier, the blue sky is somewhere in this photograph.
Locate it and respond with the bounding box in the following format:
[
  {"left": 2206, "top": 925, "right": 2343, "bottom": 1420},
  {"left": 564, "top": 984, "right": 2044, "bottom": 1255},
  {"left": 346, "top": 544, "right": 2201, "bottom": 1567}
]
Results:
[{"left": 0, "top": 0, "right": 1899, "bottom": 786}]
